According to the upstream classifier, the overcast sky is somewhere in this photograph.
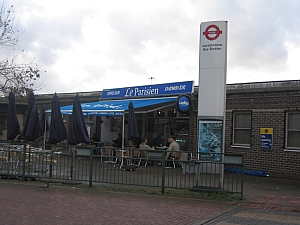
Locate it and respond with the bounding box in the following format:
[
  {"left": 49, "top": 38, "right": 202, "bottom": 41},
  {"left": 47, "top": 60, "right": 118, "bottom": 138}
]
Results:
[{"left": 3, "top": 0, "right": 300, "bottom": 94}]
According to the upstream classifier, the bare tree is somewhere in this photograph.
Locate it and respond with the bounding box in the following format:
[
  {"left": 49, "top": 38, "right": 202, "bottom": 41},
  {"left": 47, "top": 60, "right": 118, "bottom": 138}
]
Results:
[{"left": 0, "top": 1, "right": 42, "bottom": 98}]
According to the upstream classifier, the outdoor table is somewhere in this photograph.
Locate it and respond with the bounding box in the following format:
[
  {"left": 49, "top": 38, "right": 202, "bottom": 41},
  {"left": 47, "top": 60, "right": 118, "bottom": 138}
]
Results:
[
  {"left": 104, "top": 142, "right": 114, "bottom": 146},
  {"left": 145, "top": 150, "right": 165, "bottom": 167},
  {"left": 155, "top": 146, "right": 168, "bottom": 150}
]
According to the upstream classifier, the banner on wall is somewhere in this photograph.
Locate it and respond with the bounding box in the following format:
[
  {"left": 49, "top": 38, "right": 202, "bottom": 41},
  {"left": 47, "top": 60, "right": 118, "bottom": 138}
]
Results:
[{"left": 102, "top": 81, "right": 194, "bottom": 99}]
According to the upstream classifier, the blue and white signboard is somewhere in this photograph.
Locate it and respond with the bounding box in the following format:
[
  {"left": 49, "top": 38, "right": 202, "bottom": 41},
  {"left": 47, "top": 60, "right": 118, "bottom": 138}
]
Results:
[
  {"left": 177, "top": 95, "right": 191, "bottom": 113},
  {"left": 198, "top": 120, "right": 222, "bottom": 162},
  {"left": 198, "top": 21, "right": 227, "bottom": 118},
  {"left": 102, "top": 81, "right": 194, "bottom": 99},
  {"left": 260, "top": 128, "right": 273, "bottom": 150},
  {"left": 52, "top": 97, "right": 178, "bottom": 117}
]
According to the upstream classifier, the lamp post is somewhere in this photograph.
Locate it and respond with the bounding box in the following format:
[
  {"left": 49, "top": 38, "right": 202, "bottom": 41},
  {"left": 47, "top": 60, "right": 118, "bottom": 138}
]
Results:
[{"left": 148, "top": 77, "right": 155, "bottom": 85}]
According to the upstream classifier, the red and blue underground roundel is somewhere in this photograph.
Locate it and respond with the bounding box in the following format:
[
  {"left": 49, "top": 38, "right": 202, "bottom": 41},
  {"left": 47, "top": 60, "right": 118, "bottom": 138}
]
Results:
[{"left": 177, "top": 95, "right": 190, "bottom": 113}]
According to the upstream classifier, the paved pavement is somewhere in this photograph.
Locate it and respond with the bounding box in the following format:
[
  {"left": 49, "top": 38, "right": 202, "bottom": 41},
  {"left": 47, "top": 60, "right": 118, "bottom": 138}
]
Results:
[{"left": 1, "top": 175, "right": 300, "bottom": 224}]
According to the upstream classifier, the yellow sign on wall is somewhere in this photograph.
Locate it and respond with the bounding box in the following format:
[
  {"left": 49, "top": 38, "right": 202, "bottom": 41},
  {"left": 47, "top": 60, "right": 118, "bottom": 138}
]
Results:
[{"left": 260, "top": 128, "right": 273, "bottom": 135}]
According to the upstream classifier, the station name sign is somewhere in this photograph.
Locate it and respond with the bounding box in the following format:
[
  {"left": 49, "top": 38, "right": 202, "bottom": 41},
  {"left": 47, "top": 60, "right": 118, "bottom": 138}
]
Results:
[{"left": 102, "top": 81, "right": 194, "bottom": 99}]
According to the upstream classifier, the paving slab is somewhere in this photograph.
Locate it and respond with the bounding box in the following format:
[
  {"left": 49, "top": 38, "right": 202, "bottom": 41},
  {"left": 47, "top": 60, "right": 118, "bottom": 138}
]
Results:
[
  {"left": 0, "top": 180, "right": 233, "bottom": 225},
  {"left": 1, "top": 175, "right": 300, "bottom": 224}
]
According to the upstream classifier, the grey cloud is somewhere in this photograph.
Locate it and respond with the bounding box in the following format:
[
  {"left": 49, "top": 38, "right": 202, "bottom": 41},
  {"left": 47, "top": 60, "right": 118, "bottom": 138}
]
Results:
[
  {"left": 82, "top": 65, "right": 106, "bottom": 81},
  {"left": 13, "top": 2, "right": 90, "bottom": 66},
  {"left": 5, "top": 0, "right": 300, "bottom": 94},
  {"left": 190, "top": 0, "right": 300, "bottom": 73},
  {"left": 105, "top": 6, "right": 197, "bottom": 76},
  {"left": 34, "top": 69, "right": 61, "bottom": 94}
]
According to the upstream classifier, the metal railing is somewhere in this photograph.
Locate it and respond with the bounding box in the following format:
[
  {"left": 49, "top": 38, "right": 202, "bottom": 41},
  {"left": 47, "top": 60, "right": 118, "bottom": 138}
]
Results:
[{"left": 0, "top": 143, "right": 244, "bottom": 199}]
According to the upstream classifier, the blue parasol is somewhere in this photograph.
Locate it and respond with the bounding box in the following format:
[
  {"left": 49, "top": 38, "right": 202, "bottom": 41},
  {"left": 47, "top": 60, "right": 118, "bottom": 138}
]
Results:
[
  {"left": 127, "top": 101, "right": 139, "bottom": 141},
  {"left": 7, "top": 92, "right": 20, "bottom": 140},
  {"left": 22, "top": 92, "right": 42, "bottom": 141},
  {"left": 68, "top": 94, "right": 90, "bottom": 145},
  {"left": 49, "top": 93, "right": 67, "bottom": 144}
]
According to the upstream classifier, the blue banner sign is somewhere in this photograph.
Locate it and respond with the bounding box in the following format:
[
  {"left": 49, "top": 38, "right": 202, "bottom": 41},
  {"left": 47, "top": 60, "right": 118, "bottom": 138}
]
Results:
[{"left": 102, "top": 81, "right": 194, "bottom": 99}]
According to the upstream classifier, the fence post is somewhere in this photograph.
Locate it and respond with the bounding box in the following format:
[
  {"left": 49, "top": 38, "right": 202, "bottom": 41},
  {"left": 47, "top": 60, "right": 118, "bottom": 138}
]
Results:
[
  {"left": 241, "top": 155, "right": 244, "bottom": 200},
  {"left": 88, "top": 146, "right": 94, "bottom": 187},
  {"left": 49, "top": 145, "right": 54, "bottom": 177},
  {"left": 161, "top": 150, "right": 165, "bottom": 193},
  {"left": 21, "top": 144, "right": 26, "bottom": 180},
  {"left": 70, "top": 145, "right": 75, "bottom": 180}
]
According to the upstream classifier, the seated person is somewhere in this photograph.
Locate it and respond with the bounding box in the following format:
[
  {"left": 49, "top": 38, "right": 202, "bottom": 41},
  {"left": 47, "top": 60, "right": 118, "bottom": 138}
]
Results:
[
  {"left": 112, "top": 133, "right": 124, "bottom": 148},
  {"left": 165, "top": 135, "right": 180, "bottom": 160},
  {"left": 139, "top": 137, "right": 154, "bottom": 149}
]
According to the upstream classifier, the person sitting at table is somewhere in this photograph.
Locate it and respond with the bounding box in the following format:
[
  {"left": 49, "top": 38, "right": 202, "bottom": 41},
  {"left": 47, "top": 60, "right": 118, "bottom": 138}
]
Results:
[
  {"left": 112, "top": 133, "right": 124, "bottom": 148},
  {"left": 165, "top": 135, "right": 180, "bottom": 160},
  {"left": 139, "top": 137, "right": 154, "bottom": 149}
]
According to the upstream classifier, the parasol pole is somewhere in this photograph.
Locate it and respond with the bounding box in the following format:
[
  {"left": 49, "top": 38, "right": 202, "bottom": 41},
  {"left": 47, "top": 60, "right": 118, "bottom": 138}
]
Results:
[
  {"left": 122, "top": 111, "right": 125, "bottom": 149},
  {"left": 44, "top": 113, "right": 47, "bottom": 150}
]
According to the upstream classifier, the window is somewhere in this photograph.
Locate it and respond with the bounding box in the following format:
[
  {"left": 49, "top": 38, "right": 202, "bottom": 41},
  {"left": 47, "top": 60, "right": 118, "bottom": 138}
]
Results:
[
  {"left": 232, "top": 111, "right": 251, "bottom": 146},
  {"left": 286, "top": 112, "right": 300, "bottom": 150}
]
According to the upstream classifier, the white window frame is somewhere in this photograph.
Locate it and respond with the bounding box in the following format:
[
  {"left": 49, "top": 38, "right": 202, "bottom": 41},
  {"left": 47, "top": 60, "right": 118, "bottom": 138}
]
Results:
[
  {"left": 232, "top": 111, "right": 251, "bottom": 147},
  {"left": 285, "top": 111, "right": 300, "bottom": 150}
]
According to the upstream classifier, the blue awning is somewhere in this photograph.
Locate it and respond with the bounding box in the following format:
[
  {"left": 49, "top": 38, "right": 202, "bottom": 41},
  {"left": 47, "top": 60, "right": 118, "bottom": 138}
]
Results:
[{"left": 54, "top": 97, "right": 177, "bottom": 116}]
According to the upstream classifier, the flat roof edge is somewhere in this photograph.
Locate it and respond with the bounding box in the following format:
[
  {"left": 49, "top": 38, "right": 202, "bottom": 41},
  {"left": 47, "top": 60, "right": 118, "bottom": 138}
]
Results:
[{"left": 226, "top": 80, "right": 300, "bottom": 93}]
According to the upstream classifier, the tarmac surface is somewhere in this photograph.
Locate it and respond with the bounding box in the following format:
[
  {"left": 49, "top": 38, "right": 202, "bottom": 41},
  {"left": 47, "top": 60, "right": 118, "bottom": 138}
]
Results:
[{"left": 1, "top": 175, "right": 300, "bottom": 224}]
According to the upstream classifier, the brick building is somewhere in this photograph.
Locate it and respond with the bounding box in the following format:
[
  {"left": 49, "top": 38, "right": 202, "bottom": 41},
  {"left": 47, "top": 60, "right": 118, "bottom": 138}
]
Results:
[
  {"left": 188, "top": 80, "right": 300, "bottom": 179},
  {"left": 223, "top": 80, "right": 300, "bottom": 179},
  {"left": 2, "top": 80, "right": 299, "bottom": 179}
]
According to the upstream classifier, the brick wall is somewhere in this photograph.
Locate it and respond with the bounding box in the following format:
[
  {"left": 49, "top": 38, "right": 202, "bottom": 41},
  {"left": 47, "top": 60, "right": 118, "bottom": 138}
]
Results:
[
  {"left": 187, "top": 99, "right": 198, "bottom": 152},
  {"left": 225, "top": 90, "right": 300, "bottom": 179}
]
